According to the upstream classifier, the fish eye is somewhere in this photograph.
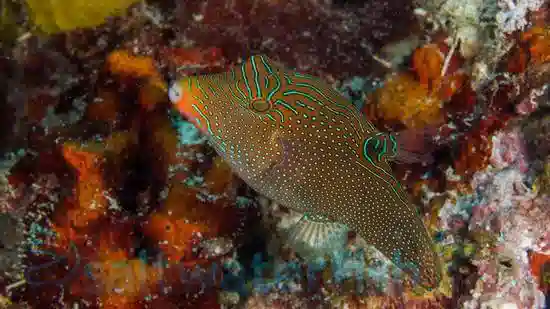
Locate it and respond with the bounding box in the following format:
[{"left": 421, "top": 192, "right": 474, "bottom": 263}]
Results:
[
  {"left": 168, "top": 83, "right": 183, "bottom": 104},
  {"left": 250, "top": 98, "right": 271, "bottom": 113}
]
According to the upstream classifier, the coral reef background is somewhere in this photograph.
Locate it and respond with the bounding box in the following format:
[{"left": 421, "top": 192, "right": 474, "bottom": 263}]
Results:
[{"left": 1, "top": 0, "right": 550, "bottom": 308}]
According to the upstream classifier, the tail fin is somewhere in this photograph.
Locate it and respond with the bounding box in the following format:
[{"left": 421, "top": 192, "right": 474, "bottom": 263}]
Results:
[{"left": 362, "top": 126, "right": 438, "bottom": 165}]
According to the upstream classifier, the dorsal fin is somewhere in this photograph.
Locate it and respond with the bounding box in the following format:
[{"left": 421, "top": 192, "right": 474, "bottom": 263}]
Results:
[{"left": 252, "top": 54, "right": 286, "bottom": 72}]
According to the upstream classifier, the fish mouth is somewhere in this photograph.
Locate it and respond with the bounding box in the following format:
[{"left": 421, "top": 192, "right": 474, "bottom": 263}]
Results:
[{"left": 415, "top": 256, "right": 442, "bottom": 291}]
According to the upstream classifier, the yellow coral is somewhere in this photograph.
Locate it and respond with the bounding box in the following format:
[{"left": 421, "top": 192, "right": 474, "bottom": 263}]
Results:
[
  {"left": 26, "top": 0, "right": 139, "bottom": 34},
  {"left": 0, "top": 295, "right": 12, "bottom": 306},
  {"left": 371, "top": 73, "right": 444, "bottom": 129},
  {"left": 533, "top": 161, "right": 550, "bottom": 195}
]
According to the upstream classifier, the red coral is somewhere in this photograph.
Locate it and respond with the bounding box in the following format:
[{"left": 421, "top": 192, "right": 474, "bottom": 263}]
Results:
[
  {"left": 529, "top": 251, "right": 550, "bottom": 293},
  {"left": 84, "top": 89, "right": 123, "bottom": 124},
  {"left": 412, "top": 44, "right": 445, "bottom": 91},
  {"left": 23, "top": 93, "right": 59, "bottom": 124},
  {"left": 107, "top": 50, "right": 161, "bottom": 81},
  {"left": 485, "top": 77, "right": 517, "bottom": 116},
  {"left": 505, "top": 45, "right": 529, "bottom": 74},
  {"left": 141, "top": 110, "right": 200, "bottom": 184},
  {"left": 446, "top": 80, "right": 477, "bottom": 117},
  {"left": 143, "top": 211, "right": 209, "bottom": 262},
  {"left": 453, "top": 130, "right": 493, "bottom": 181},
  {"left": 160, "top": 47, "right": 226, "bottom": 73},
  {"left": 60, "top": 131, "right": 138, "bottom": 227}
]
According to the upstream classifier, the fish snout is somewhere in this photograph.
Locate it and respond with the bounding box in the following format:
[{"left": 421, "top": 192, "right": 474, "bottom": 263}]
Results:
[{"left": 168, "top": 82, "right": 184, "bottom": 104}]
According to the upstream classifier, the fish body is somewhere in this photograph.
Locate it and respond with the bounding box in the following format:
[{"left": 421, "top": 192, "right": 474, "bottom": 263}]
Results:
[{"left": 168, "top": 55, "right": 441, "bottom": 288}]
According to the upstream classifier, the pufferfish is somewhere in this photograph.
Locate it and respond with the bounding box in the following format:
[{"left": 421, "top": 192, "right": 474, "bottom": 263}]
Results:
[{"left": 168, "top": 55, "right": 441, "bottom": 289}]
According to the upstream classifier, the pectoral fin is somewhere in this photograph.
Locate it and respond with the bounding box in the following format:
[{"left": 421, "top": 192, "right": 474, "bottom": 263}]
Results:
[{"left": 286, "top": 213, "right": 349, "bottom": 259}]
